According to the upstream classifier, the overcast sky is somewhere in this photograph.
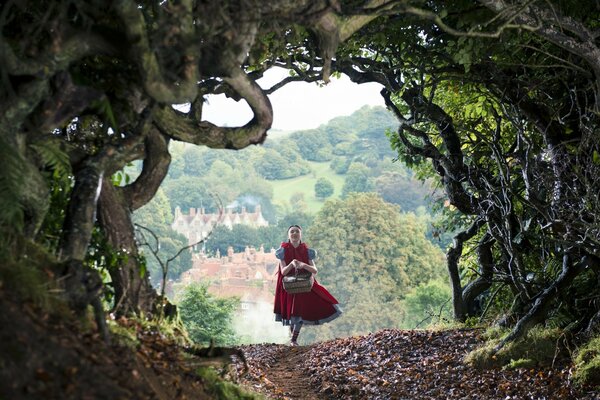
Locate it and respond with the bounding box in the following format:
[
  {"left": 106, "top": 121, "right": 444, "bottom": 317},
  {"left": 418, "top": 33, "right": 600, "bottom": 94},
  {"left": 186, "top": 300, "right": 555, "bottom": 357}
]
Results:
[{"left": 201, "top": 67, "right": 385, "bottom": 131}]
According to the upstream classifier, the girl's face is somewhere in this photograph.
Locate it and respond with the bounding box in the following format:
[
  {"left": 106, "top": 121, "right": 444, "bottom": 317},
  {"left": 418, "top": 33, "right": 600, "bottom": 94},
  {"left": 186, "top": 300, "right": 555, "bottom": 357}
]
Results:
[{"left": 288, "top": 226, "right": 302, "bottom": 242}]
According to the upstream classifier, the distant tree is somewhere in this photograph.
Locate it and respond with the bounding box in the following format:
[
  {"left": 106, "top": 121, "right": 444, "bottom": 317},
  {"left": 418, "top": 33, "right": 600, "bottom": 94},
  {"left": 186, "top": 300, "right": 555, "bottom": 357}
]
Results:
[
  {"left": 206, "top": 224, "right": 258, "bottom": 255},
  {"left": 289, "top": 192, "right": 307, "bottom": 212},
  {"left": 177, "top": 283, "right": 239, "bottom": 345},
  {"left": 205, "top": 222, "right": 295, "bottom": 256},
  {"left": 314, "top": 178, "right": 334, "bottom": 199},
  {"left": 341, "top": 162, "right": 375, "bottom": 197},
  {"left": 302, "top": 193, "right": 445, "bottom": 342},
  {"left": 182, "top": 146, "right": 209, "bottom": 176},
  {"left": 256, "top": 225, "right": 284, "bottom": 252},
  {"left": 163, "top": 177, "right": 212, "bottom": 212},
  {"left": 167, "top": 156, "right": 186, "bottom": 180},
  {"left": 401, "top": 279, "right": 452, "bottom": 329},
  {"left": 332, "top": 142, "right": 354, "bottom": 156},
  {"left": 324, "top": 126, "right": 353, "bottom": 146},
  {"left": 254, "top": 151, "right": 293, "bottom": 179},
  {"left": 330, "top": 157, "right": 352, "bottom": 174},
  {"left": 258, "top": 142, "right": 311, "bottom": 177},
  {"left": 375, "top": 170, "right": 433, "bottom": 213},
  {"left": 135, "top": 188, "right": 172, "bottom": 226},
  {"left": 133, "top": 189, "right": 192, "bottom": 286},
  {"left": 290, "top": 130, "right": 333, "bottom": 161}
]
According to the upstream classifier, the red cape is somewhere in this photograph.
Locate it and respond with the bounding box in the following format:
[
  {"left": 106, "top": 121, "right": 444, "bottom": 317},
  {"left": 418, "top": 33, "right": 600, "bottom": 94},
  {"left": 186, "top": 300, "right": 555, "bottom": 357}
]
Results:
[{"left": 273, "top": 242, "right": 341, "bottom": 325}]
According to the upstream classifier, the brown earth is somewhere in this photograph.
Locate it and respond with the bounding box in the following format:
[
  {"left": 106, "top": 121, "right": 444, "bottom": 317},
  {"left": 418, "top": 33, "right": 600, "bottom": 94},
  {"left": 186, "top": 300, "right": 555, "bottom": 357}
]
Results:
[
  {"left": 0, "top": 288, "right": 238, "bottom": 400},
  {"left": 233, "top": 330, "right": 600, "bottom": 400},
  {"left": 3, "top": 284, "right": 600, "bottom": 400}
]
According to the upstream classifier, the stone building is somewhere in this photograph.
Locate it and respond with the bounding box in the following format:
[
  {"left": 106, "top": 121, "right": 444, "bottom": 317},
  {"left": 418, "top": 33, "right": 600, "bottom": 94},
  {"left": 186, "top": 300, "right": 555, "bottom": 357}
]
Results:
[
  {"left": 179, "top": 245, "right": 278, "bottom": 315},
  {"left": 171, "top": 205, "right": 269, "bottom": 246}
]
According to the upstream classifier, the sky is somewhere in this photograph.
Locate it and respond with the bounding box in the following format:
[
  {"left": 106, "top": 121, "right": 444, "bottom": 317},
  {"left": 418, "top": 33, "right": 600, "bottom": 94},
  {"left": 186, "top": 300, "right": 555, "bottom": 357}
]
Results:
[{"left": 201, "top": 67, "right": 385, "bottom": 132}]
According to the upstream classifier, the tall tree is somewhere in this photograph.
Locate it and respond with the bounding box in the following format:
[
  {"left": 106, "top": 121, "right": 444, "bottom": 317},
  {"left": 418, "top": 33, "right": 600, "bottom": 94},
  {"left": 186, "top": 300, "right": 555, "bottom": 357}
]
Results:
[{"left": 303, "top": 193, "right": 445, "bottom": 342}]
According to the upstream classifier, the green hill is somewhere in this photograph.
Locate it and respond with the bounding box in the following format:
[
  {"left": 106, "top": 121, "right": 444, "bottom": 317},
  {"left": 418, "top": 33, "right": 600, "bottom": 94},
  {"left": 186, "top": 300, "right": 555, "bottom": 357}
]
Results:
[
  {"left": 159, "top": 105, "right": 432, "bottom": 220},
  {"left": 270, "top": 160, "right": 345, "bottom": 213}
]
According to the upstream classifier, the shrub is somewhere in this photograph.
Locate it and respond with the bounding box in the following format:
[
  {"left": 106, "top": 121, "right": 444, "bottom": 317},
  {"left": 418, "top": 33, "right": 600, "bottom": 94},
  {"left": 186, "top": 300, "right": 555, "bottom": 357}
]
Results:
[
  {"left": 573, "top": 336, "right": 600, "bottom": 387},
  {"left": 465, "top": 327, "right": 566, "bottom": 370}
]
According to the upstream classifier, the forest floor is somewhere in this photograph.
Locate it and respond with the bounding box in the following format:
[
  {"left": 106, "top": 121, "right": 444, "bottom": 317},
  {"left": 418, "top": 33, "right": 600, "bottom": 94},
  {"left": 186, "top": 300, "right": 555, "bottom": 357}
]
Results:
[
  {"left": 2, "top": 285, "right": 600, "bottom": 400},
  {"left": 232, "top": 329, "right": 600, "bottom": 400}
]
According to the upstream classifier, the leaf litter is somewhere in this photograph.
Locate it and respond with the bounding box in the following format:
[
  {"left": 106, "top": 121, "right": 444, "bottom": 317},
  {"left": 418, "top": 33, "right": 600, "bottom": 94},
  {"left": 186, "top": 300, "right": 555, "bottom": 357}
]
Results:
[{"left": 232, "top": 329, "right": 600, "bottom": 399}]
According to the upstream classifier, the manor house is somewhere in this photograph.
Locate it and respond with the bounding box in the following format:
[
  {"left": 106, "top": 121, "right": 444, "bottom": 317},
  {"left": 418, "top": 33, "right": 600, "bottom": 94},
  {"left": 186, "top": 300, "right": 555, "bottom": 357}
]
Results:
[
  {"left": 171, "top": 205, "right": 269, "bottom": 246},
  {"left": 179, "top": 245, "right": 278, "bottom": 313}
]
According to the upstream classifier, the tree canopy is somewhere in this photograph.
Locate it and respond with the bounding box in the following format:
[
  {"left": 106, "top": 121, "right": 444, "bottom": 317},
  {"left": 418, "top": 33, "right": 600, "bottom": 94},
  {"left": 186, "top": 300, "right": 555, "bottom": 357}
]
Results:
[
  {"left": 302, "top": 193, "right": 446, "bottom": 341},
  {"left": 305, "top": 193, "right": 444, "bottom": 338}
]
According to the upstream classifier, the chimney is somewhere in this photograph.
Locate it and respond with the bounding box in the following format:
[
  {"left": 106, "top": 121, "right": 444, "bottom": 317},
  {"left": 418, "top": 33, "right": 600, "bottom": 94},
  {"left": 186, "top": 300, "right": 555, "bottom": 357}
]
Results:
[
  {"left": 200, "top": 207, "right": 205, "bottom": 214},
  {"left": 241, "top": 206, "right": 246, "bottom": 214}
]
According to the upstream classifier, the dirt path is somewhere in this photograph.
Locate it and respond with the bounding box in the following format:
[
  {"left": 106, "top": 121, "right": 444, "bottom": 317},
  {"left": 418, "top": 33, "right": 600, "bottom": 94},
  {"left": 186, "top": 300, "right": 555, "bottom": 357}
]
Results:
[
  {"left": 266, "top": 346, "right": 320, "bottom": 400},
  {"left": 234, "top": 330, "right": 600, "bottom": 400},
  {"left": 236, "top": 344, "right": 321, "bottom": 400}
]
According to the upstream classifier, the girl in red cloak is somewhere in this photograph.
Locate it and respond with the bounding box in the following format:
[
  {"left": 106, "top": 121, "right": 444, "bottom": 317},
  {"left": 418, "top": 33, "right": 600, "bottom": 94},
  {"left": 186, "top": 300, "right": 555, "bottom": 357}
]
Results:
[{"left": 273, "top": 225, "right": 342, "bottom": 346}]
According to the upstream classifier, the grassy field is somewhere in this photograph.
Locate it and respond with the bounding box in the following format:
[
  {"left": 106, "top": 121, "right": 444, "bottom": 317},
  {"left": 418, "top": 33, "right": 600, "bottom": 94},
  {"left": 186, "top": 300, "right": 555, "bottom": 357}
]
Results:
[{"left": 270, "top": 161, "right": 345, "bottom": 213}]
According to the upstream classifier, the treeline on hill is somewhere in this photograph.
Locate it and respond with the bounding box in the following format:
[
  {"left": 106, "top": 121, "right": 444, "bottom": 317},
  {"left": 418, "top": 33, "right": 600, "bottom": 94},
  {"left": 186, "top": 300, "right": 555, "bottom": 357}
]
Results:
[{"left": 132, "top": 105, "right": 442, "bottom": 286}]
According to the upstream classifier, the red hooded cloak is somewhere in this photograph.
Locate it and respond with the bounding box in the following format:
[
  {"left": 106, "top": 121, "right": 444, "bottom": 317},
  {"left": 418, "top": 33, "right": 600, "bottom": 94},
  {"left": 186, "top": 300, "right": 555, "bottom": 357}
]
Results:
[{"left": 273, "top": 242, "right": 341, "bottom": 325}]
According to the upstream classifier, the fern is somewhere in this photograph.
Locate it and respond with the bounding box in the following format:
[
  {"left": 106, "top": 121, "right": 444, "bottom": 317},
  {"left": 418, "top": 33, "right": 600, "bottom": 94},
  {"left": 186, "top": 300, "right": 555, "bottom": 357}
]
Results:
[
  {"left": 29, "top": 138, "right": 72, "bottom": 178},
  {"left": 0, "top": 135, "right": 25, "bottom": 232}
]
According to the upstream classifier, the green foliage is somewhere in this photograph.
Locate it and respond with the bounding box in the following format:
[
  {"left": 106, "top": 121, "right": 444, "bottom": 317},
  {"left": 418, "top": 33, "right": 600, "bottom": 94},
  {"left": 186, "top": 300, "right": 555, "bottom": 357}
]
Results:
[
  {"left": 195, "top": 367, "right": 264, "bottom": 399},
  {"left": 401, "top": 279, "right": 452, "bottom": 329},
  {"left": 208, "top": 224, "right": 268, "bottom": 255},
  {"left": 253, "top": 146, "right": 310, "bottom": 179},
  {"left": 177, "top": 283, "right": 239, "bottom": 346},
  {"left": 505, "top": 358, "right": 537, "bottom": 370},
  {"left": 0, "top": 136, "right": 25, "bottom": 234},
  {"left": 34, "top": 144, "right": 75, "bottom": 252},
  {"left": 341, "top": 162, "right": 375, "bottom": 197},
  {"left": 465, "top": 327, "right": 566, "bottom": 370},
  {"left": 107, "top": 320, "right": 140, "bottom": 349},
  {"left": 289, "top": 129, "right": 333, "bottom": 161},
  {"left": 1, "top": 135, "right": 74, "bottom": 236},
  {"left": 84, "top": 226, "right": 130, "bottom": 306},
  {"left": 374, "top": 169, "right": 433, "bottom": 213},
  {"left": 149, "top": 107, "right": 421, "bottom": 219},
  {"left": 289, "top": 192, "right": 307, "bottom": 211},
  {"left": 330, "top": 156, "right": 351, "bottom": 174},
  {"left": 0, "top": 237, "right": 65, "bottom": 313},
  {"left": 163, "top": 176, "right": 212, "bottom": 212},
  {"left": 314, "top": 177, "right": 334, "bottom": 199},
  {"left": 0, "top": 258, "right": 58, "bottom": 312},
  {"left": 205, "top": 211, "right": 315, "bottom": 255},
  {"left": 573, "top": 336, "right": 600, "bottom": 387},
  {"left": 270, "top": 160, "right": 345, "bottom": 213},
  {"left": 302, "top": 193, "right": 446, "bottom": 342}
]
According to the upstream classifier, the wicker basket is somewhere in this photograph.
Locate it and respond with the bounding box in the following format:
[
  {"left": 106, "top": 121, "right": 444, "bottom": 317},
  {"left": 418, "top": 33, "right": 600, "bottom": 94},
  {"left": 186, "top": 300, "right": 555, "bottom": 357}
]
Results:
[{"left": 282, "top": 270, "right": 314, "bottom": 294}]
